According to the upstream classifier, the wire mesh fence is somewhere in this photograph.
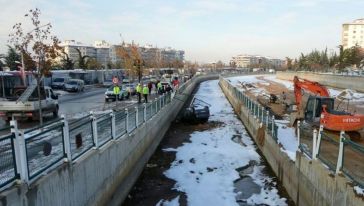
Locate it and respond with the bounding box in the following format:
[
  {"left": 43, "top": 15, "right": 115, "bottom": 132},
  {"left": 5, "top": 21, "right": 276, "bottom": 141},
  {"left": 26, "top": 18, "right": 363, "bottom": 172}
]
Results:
[
  {"left": 0, "top": 134, "right": 18, "bottom": 188},
  {"left": 145, "top": 104, "right": 152, "bottom": 120},
  {"left": 298, "top": 123, "right": 313, "bottom": 158},
  {"left": 342, "top": 137, "right": 364, "bottom": 187},
  {"left": 317, "top": 132, "right": 340, "bottom": 171},
  {"left": 128, "top": 111, "right": 137, "bottom": 132},
  {"left": 137, "top": 106, "right": 145, "bottom": 126},
  {"left": 24, "top": 122, "right": 65, "bottom": 180},
  {"left": 115, "top": 111, "right": 127, "bottom": 138},
  {"left": 97, "top": 114, "right": 113, "bottom": 147},
  {"left": 69, "top": 117, "right": 94, "bottom": 160}
]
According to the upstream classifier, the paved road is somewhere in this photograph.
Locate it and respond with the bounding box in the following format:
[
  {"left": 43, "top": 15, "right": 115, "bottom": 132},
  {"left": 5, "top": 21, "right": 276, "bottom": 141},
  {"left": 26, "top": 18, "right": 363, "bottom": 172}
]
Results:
[{"left": 0, "top": 86, "right": 135, "bottom": 131}]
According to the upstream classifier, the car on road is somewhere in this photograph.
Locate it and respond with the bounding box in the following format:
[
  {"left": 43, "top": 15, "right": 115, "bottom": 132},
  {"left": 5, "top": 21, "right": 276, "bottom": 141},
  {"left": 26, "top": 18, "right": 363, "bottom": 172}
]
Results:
[
  {"left": 105, "top": 85, "right": 129, "bottom": 102},
  {"left": 64, "top": 79, "right": 85, "bottom": 92},
  {"left": 51, "top": 77, "right": 70, "bottom": 89}
]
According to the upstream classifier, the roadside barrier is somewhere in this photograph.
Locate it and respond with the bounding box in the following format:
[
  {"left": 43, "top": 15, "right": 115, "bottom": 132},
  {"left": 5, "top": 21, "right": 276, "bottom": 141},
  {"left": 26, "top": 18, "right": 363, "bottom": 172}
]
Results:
[
  {"left": 0, "top": 91, "right": 172, "bottom": 191},
  {"left": 220, "top": 76, "right": 364, "bottom": 190}
]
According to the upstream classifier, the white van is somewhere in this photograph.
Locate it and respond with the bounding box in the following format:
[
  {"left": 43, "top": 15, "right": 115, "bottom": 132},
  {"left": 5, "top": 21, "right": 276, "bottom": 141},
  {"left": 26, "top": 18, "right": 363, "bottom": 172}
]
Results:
[
  {"left": 51, "top": 77, "right": 70, "bottom": 90},
  {"left": 64, "top": 79, "right": 85, "bottom": 92}
]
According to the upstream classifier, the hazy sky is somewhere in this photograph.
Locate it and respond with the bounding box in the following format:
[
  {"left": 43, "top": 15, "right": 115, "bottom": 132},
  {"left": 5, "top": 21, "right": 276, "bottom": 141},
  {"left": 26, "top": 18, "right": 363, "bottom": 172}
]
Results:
[{"left": 0, "top": 0, "right": 363, "bottom": 63}]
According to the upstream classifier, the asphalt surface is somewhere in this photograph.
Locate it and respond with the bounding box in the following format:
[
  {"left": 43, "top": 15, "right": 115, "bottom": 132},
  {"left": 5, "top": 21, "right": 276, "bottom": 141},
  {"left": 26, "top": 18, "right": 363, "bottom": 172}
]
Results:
[{"left": 0, "top": 86, "right": 141, "bottom": 131}]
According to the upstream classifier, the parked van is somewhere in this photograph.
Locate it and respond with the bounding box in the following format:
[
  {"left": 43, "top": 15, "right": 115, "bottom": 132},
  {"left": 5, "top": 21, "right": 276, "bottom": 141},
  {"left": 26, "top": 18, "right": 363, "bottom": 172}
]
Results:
[
  {"left": 51, "top": 77, "right": 70, "bottom": 90},
  {"left": 64, "top": 79, "right": 85, "bottom": 92}
]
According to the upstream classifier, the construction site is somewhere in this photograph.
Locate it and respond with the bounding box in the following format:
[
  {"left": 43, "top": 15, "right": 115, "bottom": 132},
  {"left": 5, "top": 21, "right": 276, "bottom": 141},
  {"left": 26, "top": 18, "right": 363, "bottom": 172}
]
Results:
[{"left": 228, "top": 73, "right": 364, "bottom": 192}]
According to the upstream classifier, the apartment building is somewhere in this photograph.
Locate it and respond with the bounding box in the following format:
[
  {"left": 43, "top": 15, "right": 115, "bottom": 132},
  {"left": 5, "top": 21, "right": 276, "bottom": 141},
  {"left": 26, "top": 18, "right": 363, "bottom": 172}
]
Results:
[
  {"left": 230, "top": 54, "right": 284, "bottom": 69},
  {"left": 60, "top": 40, "right": 184, "bottom": 69},
  {"left": 342, "top": 18, "right": 364, "bottom": 49}
]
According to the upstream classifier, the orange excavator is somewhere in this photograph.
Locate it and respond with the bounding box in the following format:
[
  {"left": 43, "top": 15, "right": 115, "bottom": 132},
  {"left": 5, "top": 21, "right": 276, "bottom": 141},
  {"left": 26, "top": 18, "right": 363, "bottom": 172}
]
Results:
[{"left": 292, "top": 76, "right": 364, "bottom": 132}]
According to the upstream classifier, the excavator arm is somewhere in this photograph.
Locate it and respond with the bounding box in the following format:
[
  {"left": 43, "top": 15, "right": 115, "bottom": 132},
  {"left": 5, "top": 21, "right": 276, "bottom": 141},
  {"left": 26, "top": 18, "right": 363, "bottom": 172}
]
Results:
[
  {"left": 292, "top": 76, "right": 364, "bottom": 132},
  {"left": 293, "top": 76, "right": 330, "bottom": 110}
]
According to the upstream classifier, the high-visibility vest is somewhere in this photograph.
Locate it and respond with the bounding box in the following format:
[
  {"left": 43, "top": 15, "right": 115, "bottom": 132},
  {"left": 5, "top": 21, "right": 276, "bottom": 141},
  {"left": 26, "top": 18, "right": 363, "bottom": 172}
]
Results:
[
  {"left": 157, "top": 82, "right": 162, "bottom": 89},
  {"left": 113, "top": 86, "right": 120, "bottom": 94},
  {"left": 136, "top": 85, "right": 142, "bottom": 93},
  {"left": 142, "top": 86, "right": 149, "bottom": 94}
]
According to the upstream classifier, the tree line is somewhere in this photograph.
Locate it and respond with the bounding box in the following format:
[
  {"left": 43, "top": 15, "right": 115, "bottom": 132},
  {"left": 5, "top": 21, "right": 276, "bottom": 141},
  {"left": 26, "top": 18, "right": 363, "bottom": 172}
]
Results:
[{"left": 285, "top": 45, "right": 364, "bottom": 72}]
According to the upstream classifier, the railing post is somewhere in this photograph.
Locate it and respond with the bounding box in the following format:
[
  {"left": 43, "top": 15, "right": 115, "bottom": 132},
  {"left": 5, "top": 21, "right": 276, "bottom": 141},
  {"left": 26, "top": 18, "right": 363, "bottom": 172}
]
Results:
[
  {"left": 271, "top": 115, "right": 275, "bottom": 137},
  {"left": 61, "top": 115, "right": 72, "bottom": 162},
  {"left": 91, "top": 111, "right": 99, "bottom": 148},
  {"left": 297, "top": 121, "right": 301, "bottom": 147},
  {"left": 135, "top": 106, "right": 139, "bottom": 128},
  {"left": 10, "top": 120, "right": 29, "bottom": 183},
  {"left": 336, "top": 131, "right": 345, "bottom": 174},
  {"left": 162, "top": 94, "right": 165, "bottom": 107},
  {"left": 155, "top": 98, "right": 158, "bottom": 112},
  {"left": 261, "top": 106, "right": 264, "bottom": 122},
  {"left": 111, "top": 111, "right": 116, "bottom": 139},
  {"left": 253, "top": 102, "right": 256, "bottom": 118},
  {"left": 315, "top": 125, "right": 324, "bottom": 158},
  {"left": 266, "top": 111, "right": 269, "bottom": 126},
  {"left": 143, "top": 103, "right": 147, "bottom": 122},
  {"left": 312, "top": 129, "right": 317, "bottom": 158},
  {"left": 125, "top": 108, "right": 129, "bottom": 133}
]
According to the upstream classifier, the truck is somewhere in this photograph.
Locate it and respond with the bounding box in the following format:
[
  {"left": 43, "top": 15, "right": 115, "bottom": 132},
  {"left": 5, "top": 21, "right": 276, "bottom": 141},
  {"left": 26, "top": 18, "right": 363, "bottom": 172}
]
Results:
[{"left": 0, "top": 86, "right": 59, "bottom": 121}]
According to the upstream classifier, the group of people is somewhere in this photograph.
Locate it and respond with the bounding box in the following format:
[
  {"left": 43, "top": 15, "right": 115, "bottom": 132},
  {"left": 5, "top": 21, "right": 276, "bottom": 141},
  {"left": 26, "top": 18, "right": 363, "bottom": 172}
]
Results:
[
  {"left": 135, "top": 78, "right": 179, "bottom": 103},
  {"left": 136, "top": 84, "right": 149, "bottom": 103}
]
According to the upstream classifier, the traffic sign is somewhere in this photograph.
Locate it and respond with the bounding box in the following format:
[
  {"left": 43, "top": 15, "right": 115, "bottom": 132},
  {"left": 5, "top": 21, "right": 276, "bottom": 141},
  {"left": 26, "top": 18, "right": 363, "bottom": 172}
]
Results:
[{"left": 112, "top": 76, "right": 119, "bottom": 84}]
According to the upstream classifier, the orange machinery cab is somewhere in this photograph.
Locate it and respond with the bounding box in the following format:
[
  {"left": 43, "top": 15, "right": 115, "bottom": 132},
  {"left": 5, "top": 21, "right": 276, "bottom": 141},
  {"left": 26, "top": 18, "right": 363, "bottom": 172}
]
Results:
[
  {"left": 304, "top": 95, "right": 364, "bottom": 132},
  {"left": 320, "top": 105, "right": 364, "bottom": 132}
]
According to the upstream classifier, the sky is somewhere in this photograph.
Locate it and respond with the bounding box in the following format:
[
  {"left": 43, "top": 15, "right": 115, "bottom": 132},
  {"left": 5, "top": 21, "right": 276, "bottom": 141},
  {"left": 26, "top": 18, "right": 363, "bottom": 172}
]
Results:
[{"left": 0, "top": 0, "right": 363, "bottom": 63}]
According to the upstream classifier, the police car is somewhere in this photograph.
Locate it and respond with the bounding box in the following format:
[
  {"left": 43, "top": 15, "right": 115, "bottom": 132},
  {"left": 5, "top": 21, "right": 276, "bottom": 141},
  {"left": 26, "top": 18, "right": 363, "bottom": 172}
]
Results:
[{"left": 105, "top": 85, "right": 129, "bottom": 102}]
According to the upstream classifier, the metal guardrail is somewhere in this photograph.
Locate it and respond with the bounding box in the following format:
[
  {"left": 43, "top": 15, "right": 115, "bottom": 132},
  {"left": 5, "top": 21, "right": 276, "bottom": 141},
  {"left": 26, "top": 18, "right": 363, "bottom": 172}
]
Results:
[
  {"left": 69, "top": 117, "right": 94, "bottom": 160},
  {"left": 97, "top": 114, "right": 113, "bottom": 147},
  {"left": 0, "top": 90, "right": 175, "bottom": 190},
  {"left": 342, "top": 137, "right": 364, "bottom": 187},
  {"left": 24, "top": 122, "right": 65, "bottom": 180},
  {"left": 0, "top": 133, "right": 18, "bottom": 188},
  {"left": 115, "top": 111, "right": 127, "bottom": 138},
  {"left": 221, "top": 76, "right": 364, "bottom": 188}
]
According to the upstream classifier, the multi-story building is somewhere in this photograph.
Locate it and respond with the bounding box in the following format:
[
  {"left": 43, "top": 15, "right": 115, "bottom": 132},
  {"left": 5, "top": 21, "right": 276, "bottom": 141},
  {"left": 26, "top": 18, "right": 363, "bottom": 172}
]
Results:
[
  {"left": 59, "top": 40, "right": 97, "bottom": 68},
  {"left": 94, "top": 40, "right": 110, "bottom": 68},
  {"left": 60, "top": 40, "right": 184, "bottom": 69},
  {"left": 342, "top": 18, "right": 364, "bottom": 49},
  {"left": 161, "top": 47, "right": 185, "bottom": 64},
  {"left": 230, "top": 54, "right": 284, "bottom": 69},
  {"left": 140, "top": 45, "right": 161, "bottom": 67}
]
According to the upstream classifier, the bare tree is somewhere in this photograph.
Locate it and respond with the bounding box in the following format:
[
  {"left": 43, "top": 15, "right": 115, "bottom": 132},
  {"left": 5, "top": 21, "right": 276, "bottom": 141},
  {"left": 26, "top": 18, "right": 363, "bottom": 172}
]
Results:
[
  {"left": 9, "top": 8, "right": 60, "bottom": 125},
  {"left": 116, "top": 43, "right": 144, "bottom": 82}
]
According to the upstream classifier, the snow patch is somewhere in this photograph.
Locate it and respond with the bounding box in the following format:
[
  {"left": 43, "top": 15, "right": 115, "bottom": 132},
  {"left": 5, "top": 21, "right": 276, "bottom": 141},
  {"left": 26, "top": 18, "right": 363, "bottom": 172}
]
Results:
[
  {"left": 246, "top": 166, "right": 287, "bottom": 205},
  {"left": 264, "top": 75, "right": 293, "bottom": 90},
  {"left": 156, "top": 196, "right": 180, "bottom": 206},
  {"left": 162, "top": 80, "right": 287, "bottom": 206},
  {"left": 354, "top": 186, "right": 364, "bottom": 196},
  {"left": 275, "top": 120, "right": 298, "bottom": 161}
]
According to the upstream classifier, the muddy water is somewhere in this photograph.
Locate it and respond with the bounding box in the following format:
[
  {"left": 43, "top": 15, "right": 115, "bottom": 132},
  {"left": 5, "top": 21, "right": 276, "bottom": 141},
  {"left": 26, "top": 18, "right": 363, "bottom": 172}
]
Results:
[{"left": 122, "top": 81, "right": 294, "bottom": 206}]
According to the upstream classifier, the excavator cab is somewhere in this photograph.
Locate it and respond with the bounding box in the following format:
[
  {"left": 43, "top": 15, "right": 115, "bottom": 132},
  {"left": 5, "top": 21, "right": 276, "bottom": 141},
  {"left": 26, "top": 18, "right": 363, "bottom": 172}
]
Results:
[{"left": 304, "top": 96, "right": 335, "bottom": 122}]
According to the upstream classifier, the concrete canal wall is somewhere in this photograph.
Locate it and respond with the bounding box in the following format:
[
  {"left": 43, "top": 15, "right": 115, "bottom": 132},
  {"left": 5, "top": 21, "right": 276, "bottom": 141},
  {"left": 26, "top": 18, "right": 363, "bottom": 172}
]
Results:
[
  {"left": 0, "top": 74, "right": 219, "bottom": 206},
  {"left": 276, "top": 71, "right": 364, "bottom": 92},
  {"left": 219, "top": 77, "right": 363, "bottom": 206}
]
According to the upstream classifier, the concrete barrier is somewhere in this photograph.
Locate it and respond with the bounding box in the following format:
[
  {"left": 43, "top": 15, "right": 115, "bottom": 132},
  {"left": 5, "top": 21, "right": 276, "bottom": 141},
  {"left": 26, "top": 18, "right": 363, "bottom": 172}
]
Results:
[
  {"left": 219, "top": 77, "right": 363, "bottom": 206},
  {"left": 276, "top": 71, "right": 364, "bottom": 92},
  {"left": 0, "top": 74, "right": 219, "bottom": 206}
]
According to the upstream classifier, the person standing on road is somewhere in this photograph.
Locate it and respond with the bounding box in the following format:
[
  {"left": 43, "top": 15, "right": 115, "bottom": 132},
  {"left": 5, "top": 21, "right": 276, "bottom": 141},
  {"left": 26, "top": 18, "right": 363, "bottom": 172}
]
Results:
[
  {"left": 136, "top": 83, "right": 142, "bottom": 103},
  {"left": 148, "top": 82, "right": 152, "bottom": 94},
  {"left": 143, "top": 84, "right": 149, "bottom": 103},
  {"left": 113, "top": 85, "right": 120, "bottom": 99},
  {"left": 157, "top": 81, "right": 162, "bottom": 95}
]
